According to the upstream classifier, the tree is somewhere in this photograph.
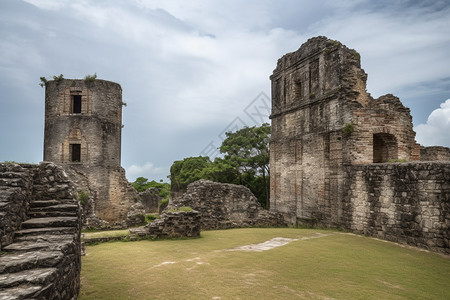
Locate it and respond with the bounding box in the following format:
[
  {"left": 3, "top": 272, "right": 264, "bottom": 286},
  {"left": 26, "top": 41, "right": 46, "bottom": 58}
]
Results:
[
  {"left": 168, "top": 124, "right": 271, "bottom": 208},
  {"left": 169, "top": 156, "right": 211, "bottom": 192},
  {"left": 219, "top": 123, "right": 270, "bottom": 207},
  {"left": 131, "top": 177, "right": 170, "bottom": 199}
]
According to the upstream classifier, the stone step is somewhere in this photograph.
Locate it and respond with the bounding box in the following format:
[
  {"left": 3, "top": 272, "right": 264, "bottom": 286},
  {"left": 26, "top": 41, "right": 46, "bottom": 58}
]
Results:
[
  {"left": 29, "top": 203, "right": 78, "bottom": 212},
  {"left": 29, "top": 199, "right": 77, "bottom": 208},
  {"left": 14, "top": 234, "right": 75, "bottom": 243},
  {"left": 0, "top": 250, "right": 63, "bottom": 274},
  {"left": 28, "top": 210, "right": 78, "bottom": 218},
  {"left": 21, "top": 217, "right": 78, "bottom": 229},
  {"left": 0, "top": 268, "right": 57, "bottom": 289},
  {"left": 0, "top": 283, "right": 51, "bottom": 300},
  {"left": 14, "top": 227, "right": 76, "bottom": 237},
  {"left": 3, "top": 236, "right": 75, "bottom": 253}
]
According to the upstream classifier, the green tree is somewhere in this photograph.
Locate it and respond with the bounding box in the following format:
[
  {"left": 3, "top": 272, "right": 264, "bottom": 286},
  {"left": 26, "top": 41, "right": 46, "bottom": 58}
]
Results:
[
  {"left": 219, "top": 123, "right": 270, "bottom": 207},
  {"left": 169, "top": 123, "right": 271, "bottom": 208},
  {"left": 169, "top": 156, "right": 211, "bottom": 192},
  {"left": 131, "top": 177, "right": 170, "bottom": 199}
]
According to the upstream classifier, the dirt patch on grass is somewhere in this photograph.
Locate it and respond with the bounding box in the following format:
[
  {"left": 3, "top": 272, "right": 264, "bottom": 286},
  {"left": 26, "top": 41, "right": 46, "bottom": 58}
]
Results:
[{"left": 228, "top": 233, "right": 333, "bottom": 252}]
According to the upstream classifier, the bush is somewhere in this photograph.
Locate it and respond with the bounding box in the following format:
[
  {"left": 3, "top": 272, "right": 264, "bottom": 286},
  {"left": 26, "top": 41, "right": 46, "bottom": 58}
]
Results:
[
  {"left": 85, "top": 73, "right": 97, "bottom": 82},
  {"left": 78, "top": 191, "right": 89, "bottom": 206},
  {"left": 166, "top": 206, "right": 194, "bottom": 213},
  {"left": 145, "top": 213, "right": 159, "bottom": 223},
  {"left": 342, "top": 123, "right": 354, "bottom": 135},
  {"left": 53, "top": 74, "right": 64, "bottom": 82},
  {"left": 39, "top": 77, "right": 48, "bottom": 88}
]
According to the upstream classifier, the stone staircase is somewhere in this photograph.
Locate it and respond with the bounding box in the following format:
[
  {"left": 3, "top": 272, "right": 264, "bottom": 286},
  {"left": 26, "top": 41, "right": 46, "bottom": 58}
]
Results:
[{"left": 0, "top": 198, "right": 81, "bottom": 300}]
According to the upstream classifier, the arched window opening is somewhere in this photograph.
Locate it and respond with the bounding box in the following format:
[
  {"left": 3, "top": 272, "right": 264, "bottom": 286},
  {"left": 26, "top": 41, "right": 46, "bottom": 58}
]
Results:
[
  {"left": 373, "top": 133, "right": 398, "bottom": 163},
  {"left": 70, "top": 144, "right": 81, "bottom": 162}
]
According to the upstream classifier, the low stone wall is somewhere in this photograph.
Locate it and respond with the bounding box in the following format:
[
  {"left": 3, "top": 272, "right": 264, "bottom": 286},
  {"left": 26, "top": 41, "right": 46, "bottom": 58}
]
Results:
[
  {"left": 0, "top": 162, "right": 82, "bottom": 299},
  {"left": 343, "top": 162, "right": 449, "bottom": 254},
  {"left": 0, "top": 164, "right": 32, "bottom": 250},
  {"left": 145, "top": 211, "right": 201, "bottom": 238},
  {"left": 420, "top": 146, "right": 450, "bottom": 161},
  {"left": 173, "top": 180, "right": 286, "bottom": 230}
]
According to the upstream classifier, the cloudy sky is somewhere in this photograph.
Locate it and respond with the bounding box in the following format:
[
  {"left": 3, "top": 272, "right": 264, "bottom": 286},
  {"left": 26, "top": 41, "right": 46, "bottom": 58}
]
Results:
[{"left": 1, "top": 0, "right": 449, "bottom": 182}]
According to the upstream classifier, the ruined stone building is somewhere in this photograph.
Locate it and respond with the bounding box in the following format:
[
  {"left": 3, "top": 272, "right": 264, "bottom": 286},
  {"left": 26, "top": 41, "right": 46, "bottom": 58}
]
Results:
[
  {"left": 270, "top": 37, "right": 449, "bottom": 254},
  {"left": 44, "top": 79, "right": 138, "bottom": 226}
]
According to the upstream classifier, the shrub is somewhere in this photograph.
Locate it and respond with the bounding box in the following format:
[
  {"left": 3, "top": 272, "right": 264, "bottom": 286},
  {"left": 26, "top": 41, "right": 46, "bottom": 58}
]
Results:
[
  {"left": 78, "top": 191, "right": 89, "bottom": 206},
  {"left": 53, "top": 74, "right": 64, "bottom": 82},
  {"left": 166, "top": 206, "right": 194, "bottom": 213},
  {"left": 85, "top": 73, "right": 97, "bottom": 82},
  {"left": 388, "top": 158, "right": 408, "bottom": 163},
  {"left": 342, "top": 123, "right": 354, "bottom": 135},
  {"left": 145, "top": 213, "right": 159, "bottom": 223},
  {"left": 39, "top": 77, "right": 48, "bottom": 88}
]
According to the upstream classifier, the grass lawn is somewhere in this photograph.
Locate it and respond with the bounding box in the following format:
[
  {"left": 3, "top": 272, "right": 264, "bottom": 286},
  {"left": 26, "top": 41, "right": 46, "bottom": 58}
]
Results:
[{"left": 80, "top": 228, "right": 450, "bottom": 300}]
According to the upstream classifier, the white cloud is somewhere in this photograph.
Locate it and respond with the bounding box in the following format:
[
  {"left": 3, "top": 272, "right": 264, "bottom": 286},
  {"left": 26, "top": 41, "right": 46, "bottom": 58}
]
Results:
[
  {"left": 126, "top": 162, "right": 168, "bottom": 182},
  {"left": 414, "top": 99, "right": 450, "bottom": 147},
  {"left": 23, "top": 0, "right": 71, "bottom": 10}
]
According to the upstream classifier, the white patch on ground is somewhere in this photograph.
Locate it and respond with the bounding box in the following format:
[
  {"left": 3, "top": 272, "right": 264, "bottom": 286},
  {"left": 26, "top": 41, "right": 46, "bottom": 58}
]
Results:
[
  {"left": 228, "top": 233, "right": 333, "bottom": 252},
  {"left": 186, "top": 257, "right": 201, "bottom": 262},
  {"left": 152, "top": 261, "right": 176, "bottom": 268},
  {"left": 298, "top": 233, "right": 332, "bottom": 240},
  {"left": 228, "top": 237, "right": 298, "bottom": 252}
]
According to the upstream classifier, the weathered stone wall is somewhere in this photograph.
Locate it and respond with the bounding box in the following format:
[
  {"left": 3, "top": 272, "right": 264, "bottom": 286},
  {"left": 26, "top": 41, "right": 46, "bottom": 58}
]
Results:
[
  {"left": 343, "top": 162, "right": 449, "bottom": 254},
  {"left": 43, "top": 79, "right": 138, "bottom": 225},
  {"left": 172, "top": 180, "right": 285, "bottom": 230},
  {"left": 0, "top": 164, "right": 32, "bottom": 250},
  {"left": 0, "top": 162, "right": 82, "bottom": 299},
  {"left": 44, "top": 79, "right": 122, "bottom": 167},
  {"left": 270, "top": 36, "right": 448, "bottom": 254},
  {"left": 270, "top": 36, "right": 422, "bottom": 226},
  {"left": 420, "top": 146, "right": 450, "bottom": 161},
  {"left": 145, "top": 211, "right": 201, "bottom": 239},
  {"left": 139, "top": 187, "right": 160, "bottom": 213}
]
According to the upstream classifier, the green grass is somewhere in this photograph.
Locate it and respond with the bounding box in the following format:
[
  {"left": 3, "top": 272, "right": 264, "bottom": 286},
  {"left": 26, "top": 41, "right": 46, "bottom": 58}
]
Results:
[
  {"left": 80, "top": 228, "right": 450, "bottom": 300},
  {"left": 82, "top": 229, "right": 130, "bottom": 239}
]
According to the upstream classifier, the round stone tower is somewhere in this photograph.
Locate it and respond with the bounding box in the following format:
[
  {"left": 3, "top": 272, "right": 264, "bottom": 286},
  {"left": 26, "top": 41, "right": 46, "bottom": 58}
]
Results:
[
  {"left": 44, "top": 79, "right": 122, "bottom": 166},
  {"left": 43, "top": 78, "right": 138, "bottom": 225}
]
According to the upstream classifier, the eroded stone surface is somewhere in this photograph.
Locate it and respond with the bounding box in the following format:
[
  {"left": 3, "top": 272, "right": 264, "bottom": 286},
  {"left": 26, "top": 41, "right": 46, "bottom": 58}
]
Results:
[
  {"left": 172, "top": 180, "right": 285, "bottom": 230},
  {"left": 0, "top": 162, "right": 82, "bottom": 299},
  {"left": 270, "top": 36, "right": 449, "bottom": 254}
]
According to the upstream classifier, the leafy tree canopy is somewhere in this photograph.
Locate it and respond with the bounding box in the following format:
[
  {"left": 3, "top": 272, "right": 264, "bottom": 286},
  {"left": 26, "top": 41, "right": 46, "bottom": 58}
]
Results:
[
  {"left": 169, "top": 123, "right": 271, "bottom": 208},
  {"left": 131, "top": 177, "right": 170, "bottom": 199}
]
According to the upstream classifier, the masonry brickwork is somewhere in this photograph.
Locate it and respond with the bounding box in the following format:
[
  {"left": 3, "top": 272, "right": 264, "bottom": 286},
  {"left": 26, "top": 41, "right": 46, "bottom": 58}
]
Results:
[
  {"left": 0, "top": 162, "right": 82, "bottom": 299},
  {"left": 270, "top": 36, "right": 449, "bottom": 254},
  {"left": 44, "top": 79, "right": 138, "bottom": 226},
  {"left": 172, "top": 180, "right": 285, "bottom": 230}
]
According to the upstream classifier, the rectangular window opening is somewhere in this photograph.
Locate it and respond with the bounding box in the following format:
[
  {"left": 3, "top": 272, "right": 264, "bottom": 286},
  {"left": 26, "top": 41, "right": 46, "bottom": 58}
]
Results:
[
  {"left": 71, "top": 144, "right": 81, "bottom": 162},
  {"left": 72, "top": 95, "right": 82, "bottom": 114}
]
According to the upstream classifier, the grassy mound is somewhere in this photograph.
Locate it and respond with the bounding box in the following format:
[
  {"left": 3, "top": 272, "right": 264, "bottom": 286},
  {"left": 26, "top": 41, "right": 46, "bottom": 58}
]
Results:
[{"left": 80, "top": 228, "right": 450, "bottom": 299}]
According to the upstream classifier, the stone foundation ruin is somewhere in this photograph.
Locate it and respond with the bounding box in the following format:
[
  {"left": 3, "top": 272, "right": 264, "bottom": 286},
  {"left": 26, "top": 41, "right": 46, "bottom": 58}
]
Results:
[
  {"left": 171, "top": 180, "right": 285, "bottom": 230},
  {"left": 270, "top": 36, "right": 449, "bottom": 254}
]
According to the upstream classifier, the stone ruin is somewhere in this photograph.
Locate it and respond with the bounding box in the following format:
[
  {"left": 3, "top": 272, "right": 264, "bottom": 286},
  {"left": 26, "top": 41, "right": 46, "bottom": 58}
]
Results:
[
  {"left": 43, "top": 79, "right": 140, "bottom": 228},
  {"left": 270, "top": 36, "right": 449, "bottom": 254},
  {"left": 2, "top": 35, "right": 449, "bottom": 298},
  {"left": 171, "top": 180, "right": 285, "bottom": 230},
  {"left": 130, "top": 179, "right": 284, "bottom": 239},
  {"left": 0, "top": 162, "right": 82, "bottom": 299},
  {"left": 138, "top": 188, "right": 161, "bottom": 213}
]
